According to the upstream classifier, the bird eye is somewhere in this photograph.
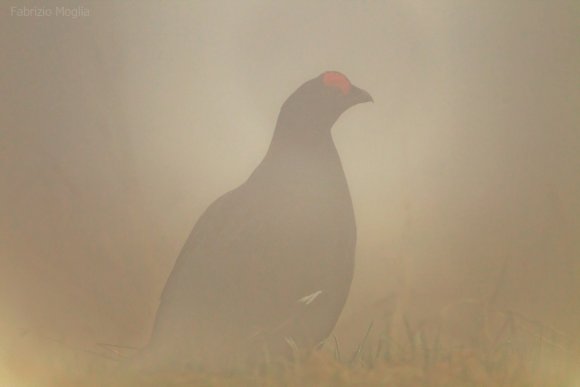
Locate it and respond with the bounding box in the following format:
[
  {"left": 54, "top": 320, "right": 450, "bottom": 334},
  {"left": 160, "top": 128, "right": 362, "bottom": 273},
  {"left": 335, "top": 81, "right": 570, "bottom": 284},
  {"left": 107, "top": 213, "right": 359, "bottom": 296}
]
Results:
[{"left": 322, "top": 71, "right": 351, "bottom": 95}]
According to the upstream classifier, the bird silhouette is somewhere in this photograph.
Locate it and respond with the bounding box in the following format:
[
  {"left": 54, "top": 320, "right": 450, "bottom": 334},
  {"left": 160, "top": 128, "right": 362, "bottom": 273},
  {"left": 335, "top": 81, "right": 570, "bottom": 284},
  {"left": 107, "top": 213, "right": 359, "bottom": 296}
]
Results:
[{"left": 143, "top": 71, "right": 372, "bottom": 370}]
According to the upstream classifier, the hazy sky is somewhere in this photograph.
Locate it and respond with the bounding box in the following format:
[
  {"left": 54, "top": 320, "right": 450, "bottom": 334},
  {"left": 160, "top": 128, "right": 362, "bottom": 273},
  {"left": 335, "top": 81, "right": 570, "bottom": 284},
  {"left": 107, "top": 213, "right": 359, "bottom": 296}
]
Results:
[{"left": 1, "top": 0, "right": 578, "bottom": 354}]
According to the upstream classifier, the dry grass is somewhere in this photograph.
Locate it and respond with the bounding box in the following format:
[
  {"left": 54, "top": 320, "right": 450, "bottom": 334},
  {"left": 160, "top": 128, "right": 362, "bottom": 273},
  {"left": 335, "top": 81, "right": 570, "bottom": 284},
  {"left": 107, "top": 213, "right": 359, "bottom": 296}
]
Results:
[{"left": 3, "top": 307, "right": 579, "bottom": 387}]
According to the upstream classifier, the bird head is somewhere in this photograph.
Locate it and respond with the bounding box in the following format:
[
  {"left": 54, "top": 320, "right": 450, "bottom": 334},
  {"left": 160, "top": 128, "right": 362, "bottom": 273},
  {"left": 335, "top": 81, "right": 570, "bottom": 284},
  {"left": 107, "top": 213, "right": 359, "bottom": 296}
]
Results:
[
  {"left": 318, "top": 70, "right": 374, "bottom": 109},
  {"left": 277, "top": 71, "right": 373, "bottom": 134}
]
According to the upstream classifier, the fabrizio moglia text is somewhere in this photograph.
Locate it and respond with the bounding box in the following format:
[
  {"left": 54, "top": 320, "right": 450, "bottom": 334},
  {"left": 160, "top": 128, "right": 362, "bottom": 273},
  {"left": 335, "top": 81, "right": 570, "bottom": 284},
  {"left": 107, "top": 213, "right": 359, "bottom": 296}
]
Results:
[{"left": 10, "top": 5, "right": 90, "bottom": 18}]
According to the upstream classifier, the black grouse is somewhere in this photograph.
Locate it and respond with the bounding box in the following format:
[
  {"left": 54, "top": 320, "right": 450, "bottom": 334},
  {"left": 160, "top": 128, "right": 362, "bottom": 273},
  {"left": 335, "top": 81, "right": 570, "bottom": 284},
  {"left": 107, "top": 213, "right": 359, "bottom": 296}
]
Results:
[{"left": 144, "top": 71, "right": 372, "bottom": 369}]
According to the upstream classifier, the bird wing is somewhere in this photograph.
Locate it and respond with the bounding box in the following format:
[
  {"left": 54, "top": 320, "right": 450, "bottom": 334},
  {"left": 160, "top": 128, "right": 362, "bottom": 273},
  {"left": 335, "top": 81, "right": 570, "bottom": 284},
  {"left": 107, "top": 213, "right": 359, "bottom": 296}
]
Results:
[{"left": 152, "top": 180, "right": 355, "bottom": 353}]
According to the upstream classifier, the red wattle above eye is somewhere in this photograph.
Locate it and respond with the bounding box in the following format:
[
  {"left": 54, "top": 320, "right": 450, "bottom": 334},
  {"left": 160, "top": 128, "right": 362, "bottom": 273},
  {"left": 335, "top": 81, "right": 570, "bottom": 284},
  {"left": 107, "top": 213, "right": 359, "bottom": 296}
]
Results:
[{"left": 322, "top": 71, "right": 351, "bottom": 95}]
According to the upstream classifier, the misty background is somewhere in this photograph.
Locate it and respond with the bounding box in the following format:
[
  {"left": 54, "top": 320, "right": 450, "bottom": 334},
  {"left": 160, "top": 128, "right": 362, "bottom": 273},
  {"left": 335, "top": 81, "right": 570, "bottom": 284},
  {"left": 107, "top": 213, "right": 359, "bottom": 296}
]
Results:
[{"left": 1, "top": 0, "right": 578, "bottom": 361}]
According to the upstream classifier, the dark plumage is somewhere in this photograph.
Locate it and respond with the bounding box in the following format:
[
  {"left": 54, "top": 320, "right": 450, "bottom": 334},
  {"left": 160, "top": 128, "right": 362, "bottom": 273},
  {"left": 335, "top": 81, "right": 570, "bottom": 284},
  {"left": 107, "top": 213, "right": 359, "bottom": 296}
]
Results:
[{"left": 144, "top": 71, "right": 372, "bottom": 369}]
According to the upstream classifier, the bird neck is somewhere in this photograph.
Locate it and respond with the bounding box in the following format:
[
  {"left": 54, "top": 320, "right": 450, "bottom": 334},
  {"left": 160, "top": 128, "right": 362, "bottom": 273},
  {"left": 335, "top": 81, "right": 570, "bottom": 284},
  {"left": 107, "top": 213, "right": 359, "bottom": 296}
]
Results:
[
  {"left": 267, "top": 126, "right": 334, "bottom": 157},
  {"left": 247, "top": 118, "right": 347, "bottom": 191},
  {"left": 268, "top": 114, "right": 342, "bottom": 163},
  {"left": 266, "top": 106, "right": 341, "bottom": 158}
]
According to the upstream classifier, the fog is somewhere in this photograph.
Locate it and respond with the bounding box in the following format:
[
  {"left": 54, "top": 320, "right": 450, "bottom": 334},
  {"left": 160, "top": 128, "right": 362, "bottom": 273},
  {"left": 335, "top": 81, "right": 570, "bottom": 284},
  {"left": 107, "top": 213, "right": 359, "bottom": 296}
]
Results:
[{"left": 1, "top": 0, "right": 578, "bottom": 383}]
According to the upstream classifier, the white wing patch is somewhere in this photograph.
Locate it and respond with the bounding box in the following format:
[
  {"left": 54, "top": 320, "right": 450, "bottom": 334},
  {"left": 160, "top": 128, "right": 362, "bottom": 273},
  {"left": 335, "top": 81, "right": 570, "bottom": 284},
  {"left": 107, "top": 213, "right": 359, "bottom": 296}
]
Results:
[{"left": 297, "top": 290, "right": 323, "bottom": 305}]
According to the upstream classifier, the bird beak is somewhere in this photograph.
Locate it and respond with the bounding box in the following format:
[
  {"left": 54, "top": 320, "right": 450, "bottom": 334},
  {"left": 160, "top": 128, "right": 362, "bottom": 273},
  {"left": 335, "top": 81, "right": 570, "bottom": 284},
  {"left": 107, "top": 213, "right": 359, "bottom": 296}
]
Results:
[{"left": 347, "top": 86, "right": 373, "bottom": 106}]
